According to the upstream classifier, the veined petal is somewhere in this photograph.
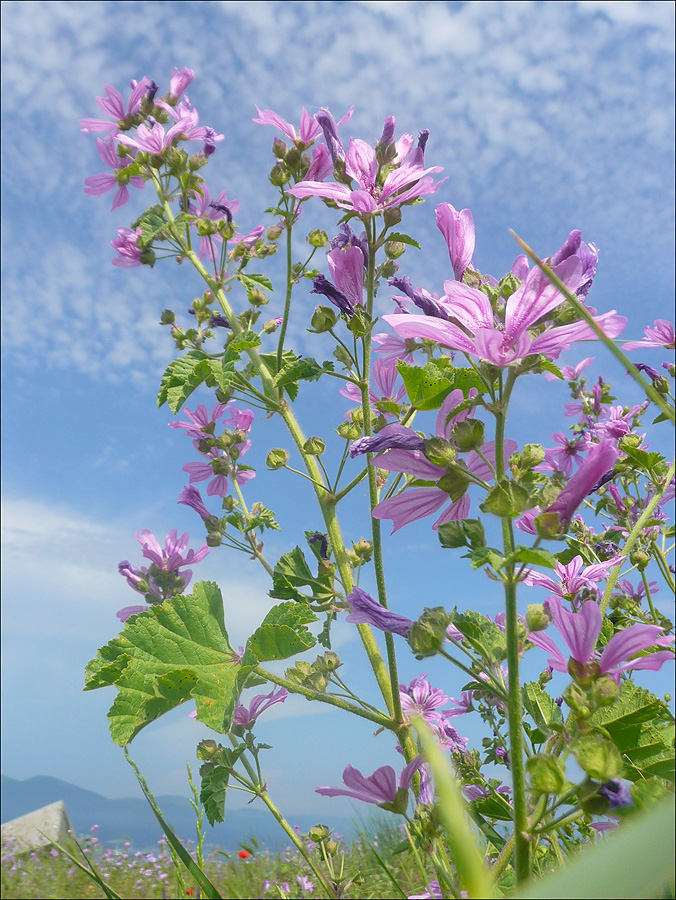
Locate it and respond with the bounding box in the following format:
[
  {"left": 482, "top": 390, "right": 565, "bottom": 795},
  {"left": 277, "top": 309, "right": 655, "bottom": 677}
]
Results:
[
  {"left": 599, "top": 624, "right": 670, "bottom": 673},
  {"left": 547, "top": 596, "right": 601, "bottom": 665},
  {"left": 441, "top": 281, "right": 493, "bottom": 329},
  {"left": 505, "top": 256, "right": 582, "bottom": 337},
  {"left": 373, "top": 487, "right": 448, "bottom": 533},
  {"left": 383, "top": 314, "right": 477, "bottom": 355},
  {"left": 327, "top": 246, "right": 364, "bottom": 308},
  {"left": 373, "top": 449, "right": 444, "bottom": 480},
  {"left": 286, "top": 181, "right": 352, "bottom": 202},
  {"left": 530, "top": 311, "right": 627, "bottom": 359},
  {"left": 527, "top": 629, "right": 568, "bottom": 672},
  {"left": 345, "top": 138, "right": 377, "bottom": 189}
]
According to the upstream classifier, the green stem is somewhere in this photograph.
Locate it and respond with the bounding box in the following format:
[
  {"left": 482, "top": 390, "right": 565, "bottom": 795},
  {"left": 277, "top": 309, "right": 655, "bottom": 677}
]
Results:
[
  {"left": 494, "top": 369, "right": 530, "bottom": 883},
  {"left": 600, "top": 458, "right": 676, "bottom": 614},
  {"left": 276, "top": 217, "right": 294, "bottom": 370},
  {"left": 258, "top": 790, "right": 338, "bottom": 899},
  {"left": 640, "top": 568, "right": 661, "bottom": 625},
  {"left": 511, "top": 231, "right": 675, "bottom": 423},
  {"left": 255, "top": 666, "right": 394, "bottom": 730}
]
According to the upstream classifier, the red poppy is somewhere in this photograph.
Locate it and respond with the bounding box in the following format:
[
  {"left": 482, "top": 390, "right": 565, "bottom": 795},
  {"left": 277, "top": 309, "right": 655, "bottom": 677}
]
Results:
[
  {"left": 185, "top": 890, "right": 195, "bottom": 897},
  {"left": 238, "top": 850, "right": 249, "bottom": 859}
]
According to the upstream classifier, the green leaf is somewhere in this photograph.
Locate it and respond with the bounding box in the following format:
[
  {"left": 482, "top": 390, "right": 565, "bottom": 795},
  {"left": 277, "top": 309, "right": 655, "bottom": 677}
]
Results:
[
  {"left": 241, "top": 601, "right": 317, "bottom": 669},
  {"left": 84, "top": 582, "right": 241, "bottom": 744},
  {"left": 385, "top": 232, "right": 421, "bottom": 249},
  {"left": 199, "top": 746, "right": 246, "bottom": 826},
  {"left": 272, "top": 356, "right": 335, "bottom": 388},
  {"left": 157, "top": 352, "right": 214, "bottom": 413},
  {"left": 438, "top": 518, "right": 486, "bottom": 550},
  {"left": 269, "top": 546, "right": 335, "bottom": 604},
  {"left": 452, "top": 610, "right": 507, "bottom": 662},
  {"left": 238, "top": 273, "right": 274, "bottom": 293},
  {"left": 468, "top": 547, "right": 506, "bottom": 571},
  {"left": 134, "top": 205, "right": 167, "bottom": 247},
  {"left": 511, "top": 547, "right": 559, "bottom": 569},
  {"left": 396, "top": 361, "right": 483, "bottom": 411},
  {"left": 229, "top": 330, "right": 262, "bottom": 351},
  {"left": 479, "top": 480, "right": 531, "bottom": 518},
  {"left": 513, "top": 795, "right": 675, "bottom": 900},
  {"left": 522, "top": 682, "right": 564, "bottom": 734}
]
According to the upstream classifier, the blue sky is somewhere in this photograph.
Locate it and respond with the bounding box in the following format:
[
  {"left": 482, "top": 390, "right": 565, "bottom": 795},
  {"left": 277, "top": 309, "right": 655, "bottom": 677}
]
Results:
[{"left": 1, "top": 0, "right": 674, "bottom": 823}]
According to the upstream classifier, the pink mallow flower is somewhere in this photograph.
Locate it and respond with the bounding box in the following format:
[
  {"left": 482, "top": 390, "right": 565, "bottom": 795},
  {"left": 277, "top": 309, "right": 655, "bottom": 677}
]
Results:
[
  {"left": 621, "top": 319, "right": 675, "bottom": 351},
  {"left": 80, "top": 76, "right": 153, "bottom": 134},
  {"left": 435, "top": 203, "right": 475, "bottom": 281},
  {"left": 339, "top": 358, "right": 406, "bottom": 419},
  {"left": 523, "top": 553, "right": 625, "bottom": 602},
  {"left": 233, "top": 687, "right": 288, "bottom": 728},
  {"left": 111, "top": 227, "right": 143, "bottom": 267},
  {"left": 399, "top": 675, "right": 451, "bottom": 732},
  {"left": 528, "top": 596, "right": 674, "bottom": 680},
  {"left": 541, "top": 439, "right": 619, "bottom": 531},
  {"left": 316, "top": 758, "right": 423, "bottom": 812},
  {"left": 252, "top": 106, "right": 322, "bottom": 144},
  {"left": 383, "top": 252, "right": 625, "bottom": 367},
  {"left": 83, "top": 138, "right": 145, "bottom": 210},
  {"left": 287, "top": 128, "right": 444, "bottom": 215}
]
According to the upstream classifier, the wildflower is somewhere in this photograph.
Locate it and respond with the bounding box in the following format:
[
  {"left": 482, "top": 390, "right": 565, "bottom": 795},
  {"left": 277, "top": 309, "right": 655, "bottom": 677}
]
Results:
[
  {"left": 371, "top": 332, "right": 417, "bottom": 366},
  {"left": 314, "top": 106, "right": 354, "bottom": 162},
  {"left": 287, "top": 127, "right": 444, "bottom": 215},
  {"left": 622, "top": 319, "right": 675, "bottom": 351},
  {"left": 383, "top": 244, "right": 626, "bottom": 366},
  {"left": 527, "top": 596, "right": 674, "bottom": 679},
  {"left": 177, "top": 485, "right": 213, "bottom": 523},
  {"left": 349, "top": 423, "right": 424, "bottom": 458},
  {"left": 340, "top": 359, "right": 406, "bottom": 419},
  {"left": 408, "top": 882, "right": 443, "bottom": 899},
  {"left": 399, "top": 675, "right": 450, "bottom": 731},
  {"left": 168, "top": 67, "right": 194, "bottom": 100},
  {"left": 311, "top": 244, "right": 365, "bottom": 317},
  {"left": 523, "top": 554, "right": 625, "bottom": 602},
  {"left": 80, "top": 76, "right": 153, "bottom": 134},
  {"left": 316, "top": 758, "right": 423, "bottom": 812},
  {"left": 435, "top": 203, "right": 475, "bottom": 281},
  {"left": 111, "top": 227, "right": 143, "bottom": 267},
  {"left": 169, "top": 402, "right": 231, "bottom": 440},
  {"left": 541, "top": 439, "right": 618, "bottom": 531},
  {"left": 297, "top": 875, "right": 314, "bottom": 893},
  {"left": 544, "top": 356, "right": 595, "bottom": 382},
  {"left": 253, "top": 106, "right": 322, "bottom": 144},
  {"left": 233, "top": 687, "right": 288, "bottom": 728},
  {"left": 598, "top": 779, "right": 633, "bottom": 809},
  {"left": 537, "top": 432, "right": 587, "bottom": 476},
  {"left": 187, "top": 185, "right": 240, "bottom": 261},
  {"left": 84, "top": 138, "right": 145, "bottom": 210},
  {"left": 237, "top": 850, "right": 249, "bottom": 859}
]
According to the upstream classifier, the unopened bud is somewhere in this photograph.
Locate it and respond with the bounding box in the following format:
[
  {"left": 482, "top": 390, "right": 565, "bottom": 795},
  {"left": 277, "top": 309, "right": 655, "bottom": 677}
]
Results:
[
  {"left": 618, "top": 433, "right": 642, "bottom": 452},
  {"left": 629, "top": 548, "right": 651, "bottom": 571},
  {"left": 272, "top": 138, "right": 287, "bottom": 158},
  {"left": 269, "top": 164, "right": 290, "bottom": 186},
  {"left": 303, "top": 436, "right": 326, "bottom": 455},
  {"left": 267, "top": 223, "right": 284, "bottom": 240},
  {"left": 310, "top": 306, "right": 338, "bottom": 333},
  {"left": 384, "top": 241, "right": 406, "bottom": 259},
  {"left": 573, "top": 733, "right": 624, "bottom": 782},
  {"left": 262, "top": 318, "right": 281, "bottom": 333},
  {"left": 423, "top": 437, "right": 457, "bottom": 467},
  {"left": 527, "top": 755, "right": 567, "bottom": 795},
  {"left": 308, "top": 825, "right": 330, "bottom": 843},
  {"left": 526, "top": 604, "right": 552, "bottom": 633},
  {"left": 139, "top": 248, "right": 156, "bottom": 267},
  {"left": 383, "top": 206, "right": 402, "bottom": 228},
  {"left": 593, "top": 676, "right": 621, "bottom": 707},
  {"left": 322, "top": 651, "right": 341, "bottom": 671},
  {"left": 206, "top": 532, "right": 223, "bottom": 548},
  {"left": 352, "top": 538, "right": 373, "bottom": 561},
  {"left": 160, "top": 309, "right": 175, "bottom": 325},
  {"left": 307, "top": 229, "right": 329, "bottom": 248},
  {"left": 196, "top": 739, "right": 220, "bottom": 760},
  {"left": 266, "top": 448, "right": 289, "bottom": 469},
  {"left": 451, "top": 419, "right": 485, "bottom": 452},
  {"left": 379, "top": 259, "right": 399, "bottom": 280},
  {"left": 520, "top": 443, "right": 546, "bottom": 468},
  {"left": 499, "top": 273, "right": 522, "bottom": 297},
  {"left": 337, "top": 420, "right": 362, "bottom": 440}
]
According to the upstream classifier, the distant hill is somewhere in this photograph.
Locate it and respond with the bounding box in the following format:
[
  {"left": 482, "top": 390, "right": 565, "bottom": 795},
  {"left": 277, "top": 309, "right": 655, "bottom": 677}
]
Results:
[{"left": 1, "top": 775, "right": 356, "bottom": 851}]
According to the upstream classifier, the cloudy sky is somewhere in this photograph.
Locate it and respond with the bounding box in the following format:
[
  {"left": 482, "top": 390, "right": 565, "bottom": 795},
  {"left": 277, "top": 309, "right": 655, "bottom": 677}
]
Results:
[{"left": 1, "top": 0, "right": 674, "bottom": 825}]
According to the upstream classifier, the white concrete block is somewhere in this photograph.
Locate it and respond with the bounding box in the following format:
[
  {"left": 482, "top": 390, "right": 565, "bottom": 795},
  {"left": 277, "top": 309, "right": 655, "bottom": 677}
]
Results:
[{"left": 1, "top": 801, "right": 75, "bottom": 855}]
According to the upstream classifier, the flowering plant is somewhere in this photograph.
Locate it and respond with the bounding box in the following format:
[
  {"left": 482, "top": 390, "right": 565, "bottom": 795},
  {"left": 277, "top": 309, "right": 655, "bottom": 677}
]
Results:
[{"left": 82, "top": 69, "right": 674, "bottom": 899}]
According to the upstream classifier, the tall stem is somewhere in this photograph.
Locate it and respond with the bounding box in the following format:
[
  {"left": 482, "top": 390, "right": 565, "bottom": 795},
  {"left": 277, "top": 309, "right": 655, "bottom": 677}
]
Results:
[
  {"left": 494, "top": 369, "right": 530, "bottom": 882},
  {"left": 276, "top": 217, "right": 294, "bottom": 369}
]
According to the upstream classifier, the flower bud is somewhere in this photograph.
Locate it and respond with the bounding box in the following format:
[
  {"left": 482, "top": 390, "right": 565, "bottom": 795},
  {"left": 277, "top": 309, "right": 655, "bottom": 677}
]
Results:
[
  {"left": 267, "top": 223, "right": 284, "bottom": 240},
  {"left": 592, "top": 676, "right": 621, "bottom": 707},
  {"left": 352, "top": 538, "right": 373, "bottom": 561},
  {"left": 520, "top": 443, "right": 546, "bottom": 468},
  {"left": 266, "top": 448, "right": 289, "bottom": 469},
  {"left": 160, "top": 309, "right": 176, "bottom": 325},
  {"left": 379, "top": 259, "right": 399, "bottom": 279},
  {"left": 383, "top": 206, "right": 403, "bottom": 228},
  {"left": 272, "top": 138, "right": 287, "bottom": 158},
  {"left": 308, "top": 825, "right": 330, "bottom": 843},
  {"left": 322, "top": 651, "right": 341, "bottom": 671},
  {"left": 139, "top": 248, "right": 156, "bottom": 267},
  {"left": 498, "top": 273, "right": 522, "bottom": 298},
  {"left": 573, "top": 733, "right": 624, "bottom": 782},
  {"left": 437, "top": 470, "right": 471, "bottom": 502},
  {"left": 346, "top": 307, "right": 372, "bottom": 337},
  {"left": 423, "top": 437, "right": 457, "bottom": 467},
  {"left": 324, "top": 839, "right": 339, "bottom": 856},
  {"left": 526, "top": 604, "right": 552, "bottom": 633},
  {"left": 269, "top": 164, "right": 290, "bottom": 186},
  {"left": 629, "top": 548, "right": 650, "bottom": 571},
  {"left": 618, "top": 433, "right": 642, "bottom": 452},
  {"left": 196, "top": 739, "right": 220, "bottom": 760},
  {"left": 248, "top": 287, "right": 268, "bottom": 307},
  {"left": 307, "top": 229, "right": 329, "bottom": 248},
  {"left": 408, "top": 607, "right": 453, "bottom": 659},
  {"left": 451, "top": 420, "right": 485, "bottom": 452},
  {"left": 303, "top": 436, "right": 326, "bottom": 455},
  {"left": 310, "top": 306, "right": 339, "bottom": 333},
  {"left": 285, "top": 147, "right": 301, "bottom": 168},
  {"left": 206, "top": 532, "right": 223, "bottom": 548},
  {"left": 562, "top": 682, "right": 591, "bottom": 718},
  {"left": 262, "top": 318, "right": 280, "bottom": 334},
  {"left": 384, "top": 241, "right": 406, "bottom": 259},
  {"left": 337, "top": 420, "right": 362, "bottom": 441},
  {"left": 526, "top": 754, "right": 567, "bottom": 795}
]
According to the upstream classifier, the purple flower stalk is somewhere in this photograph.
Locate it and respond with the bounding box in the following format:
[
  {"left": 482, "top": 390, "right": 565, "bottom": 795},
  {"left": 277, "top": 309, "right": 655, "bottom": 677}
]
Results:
[
  {"left": 316, "top": 758, "right": 422, "bottom": 810},
  {"left": 528, "top": 596, "right": 674, "bottom": 679},
  {"left": 345, "top": 587, "right": 413, "bottom": 636},
  {"left": 435, "top": 203, "right": 475, "bottom": 281},
  {"left": 542, "top": 439, "right": 619, "bottom": 530},
  {"left": 232, "top": 687, "right": 288, "bottom": 728}
]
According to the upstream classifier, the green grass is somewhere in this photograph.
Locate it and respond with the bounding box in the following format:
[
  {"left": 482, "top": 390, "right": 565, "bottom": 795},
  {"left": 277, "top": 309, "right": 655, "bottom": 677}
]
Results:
[{"left": 0, "top": 817, "right": 433, "bottom": 900}]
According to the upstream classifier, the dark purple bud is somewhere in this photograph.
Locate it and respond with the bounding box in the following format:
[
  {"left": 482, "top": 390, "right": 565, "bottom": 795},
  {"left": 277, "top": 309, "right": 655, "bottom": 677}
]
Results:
[
  {"left": 308, "top": 532, "right": 329, "bottom": 559},
  {"left": 203, "top": 127, "right": 219, "bottom": 157},
  {"left": 146, "top": 80, "right": 160, "bottom": 103},
  {"left": 389, "top": 275, "right": 448, "bottom": 319},
  {"left": 350, "top": 426, "right": 425, "bottom": 458},
  {"left": 209, "top": 313, "right": 231, "bottom": 328},
  {"left": 315, "top": 109, "right": 345, "bottom": 163},
  {"left": 345, "top": 586, "right": 413, "bottom": 637},
  {"left": 209, "top": 202, "right": 233, "bottom": 224},
  {"left": 598, "top": 779, "right": 632, "bottom": 810},
  {"left": 595, "top": 540, "right": 621, "bottom": 560},
  {"left": 379, "top": 116, "right": 396, "bottom": 146},
  {"left": 633, "top": 362, "right": 661, "bottom": 382},
  {"left": 311, "top": 274, "right": 354, "bottom": 317},
  {"left": 417, "top": 129, "right": 429, "bottom": 154},
  {"left": 587, "top": 467, "right": 617, "bottom": 495},
  {"left": 555, "top": 696, "right": 564, "bottom": 707}
]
